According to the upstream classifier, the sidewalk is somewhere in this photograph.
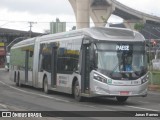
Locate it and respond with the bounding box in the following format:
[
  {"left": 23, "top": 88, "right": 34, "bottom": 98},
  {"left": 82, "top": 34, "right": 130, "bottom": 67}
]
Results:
[
  {"left": 148, "top": 84, "right": 160, "bottom": 91},
  {"left": 0, "top": 68, "right": 5, "bottom": 71}
]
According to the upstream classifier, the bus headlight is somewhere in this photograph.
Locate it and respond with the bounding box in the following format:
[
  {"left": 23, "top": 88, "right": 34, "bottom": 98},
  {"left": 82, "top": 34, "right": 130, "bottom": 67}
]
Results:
[
  {"left": 141, "top": 75, "right": 148, "bottom": 84},
  {"left": 93, "top": 73, "right": 108, "bottom": 84}
]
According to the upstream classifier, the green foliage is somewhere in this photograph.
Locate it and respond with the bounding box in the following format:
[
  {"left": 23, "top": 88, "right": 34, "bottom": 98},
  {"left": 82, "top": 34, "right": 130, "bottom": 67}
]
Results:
[
  {"left": 101, "top": 16, "right": 107, "bottom": 23},
  {"left": 134, "top": 23, "right": 144, "bottom": 31},
  {"left": 149, "top": 71, "right": 160, "bottom": 85}
]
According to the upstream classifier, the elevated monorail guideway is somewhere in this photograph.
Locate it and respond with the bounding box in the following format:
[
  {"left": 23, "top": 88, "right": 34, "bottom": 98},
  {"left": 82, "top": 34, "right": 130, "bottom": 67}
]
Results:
[{"left": 69, "top": 0, "right": 160, "bottom": 29}]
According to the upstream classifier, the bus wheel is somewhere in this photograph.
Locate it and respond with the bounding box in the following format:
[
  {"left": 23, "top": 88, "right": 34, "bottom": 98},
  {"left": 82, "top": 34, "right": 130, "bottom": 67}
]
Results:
[
  {"left": 15, "top": 76, "right": 19, "bottom": 86},
  {"left": 43, "top": 77, "right": 49, "bottom": 94},
  {"left": 17, "top": 74, "right": 22, "bottom": 87},
  {"left": 73, "top": 80, "right": 83, "bottom": 102},
  {"left": 15, "top": 74, "right": 20, "bottom": 86},
  {"left": 116, "top": 96, "right": 128, "bottom": 103}
]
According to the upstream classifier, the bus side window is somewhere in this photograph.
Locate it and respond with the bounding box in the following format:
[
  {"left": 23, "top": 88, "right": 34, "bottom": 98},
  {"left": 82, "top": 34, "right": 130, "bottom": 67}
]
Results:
[
  {"left": 42, "top": 55, "right": 51, "bottom": 72},
  {"left": 30, "top": 51, "right": 33, "bottom": 57}
]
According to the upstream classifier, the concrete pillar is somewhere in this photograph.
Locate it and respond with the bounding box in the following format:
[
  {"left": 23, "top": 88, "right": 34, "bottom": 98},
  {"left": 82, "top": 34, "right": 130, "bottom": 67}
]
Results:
[
  {"left": 123, "top": 19, "right": 146, "bottom": 30},
  {"left": 90, "top": 3, "right": 115, "bottom": 27},
  {"left": 76, "top": 0, "right": 90, "bottom": 29}
]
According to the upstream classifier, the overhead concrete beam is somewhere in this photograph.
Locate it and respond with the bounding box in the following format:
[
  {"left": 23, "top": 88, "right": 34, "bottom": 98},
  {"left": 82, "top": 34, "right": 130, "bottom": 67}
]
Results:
[
  {"left": 111, "top": 0, "right": 160, "bottom": 24},
  {"left": 90, "top": 1, "right": 115, "bottom": 27},
  {"left": 68, "top": 0, "right": 160, "bottom": 29},
  {"left": 90, "top": 6, "right": 114, "bottom": 27},
  {"left": 90, "top": 0, "right": 115, "bottom": 27}
]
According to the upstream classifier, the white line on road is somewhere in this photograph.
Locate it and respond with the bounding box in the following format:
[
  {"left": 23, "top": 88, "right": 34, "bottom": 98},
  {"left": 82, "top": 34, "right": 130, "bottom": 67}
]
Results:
[
  {"left": 0, "top": 81, "right": 70, "bottom": 103},
  {"left": 0, "top": 103, "right": 7, "bottom": 109},
  {"left": 137, "top": 101, "right": 150, "bottom": 104},
  {"left": 125, "top": 105, "right": 159, "bottom": 111},
  {"left": 0, "top": 81, "right": 116, "bottom": 111},
  {"left": 148, "top": 91, "right": 160, "bottom": 96},
  {"left": 1, "top": 81, "right": 159, "bottom": 112},
  {"left": 82, "top": 104, "right": 114, "bottom": 111}
]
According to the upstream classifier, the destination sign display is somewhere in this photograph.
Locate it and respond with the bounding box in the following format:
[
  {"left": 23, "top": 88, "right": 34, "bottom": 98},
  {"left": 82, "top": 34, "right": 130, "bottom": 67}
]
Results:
[{"left": 116, "top": 45, "right": 129, "bottom": 51}]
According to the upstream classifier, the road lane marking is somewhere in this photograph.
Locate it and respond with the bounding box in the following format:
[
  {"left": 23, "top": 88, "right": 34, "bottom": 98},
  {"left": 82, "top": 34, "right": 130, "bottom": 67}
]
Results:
[
  {"left": 137, "top": 101, "right": 150, "bottom": 104},
  {"left": 148, "top": 91, "right": 160, "bottom": 96},
  {"left": 126, "top": 105, "right": 159, "bottom": 111},
  {"left": 81, "top": 104, "right": 114, "bottom": 111},
  {"left": 0, "top": 81, "right": 70, "bottom": 103},
  {"left": 0, "top": 81, "right": 117, "bottom": 111},
  {"left": 2, "top": 81, "right": 159, "bottom": 112},
  {"left": 0, "top": 103, "right": 7, "bottom": 109}
]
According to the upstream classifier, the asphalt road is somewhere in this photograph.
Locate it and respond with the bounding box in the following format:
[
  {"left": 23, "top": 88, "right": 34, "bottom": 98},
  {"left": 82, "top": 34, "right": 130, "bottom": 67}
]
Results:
[{"left": 0, "top": 69, "right": 160, "bottom": 120}]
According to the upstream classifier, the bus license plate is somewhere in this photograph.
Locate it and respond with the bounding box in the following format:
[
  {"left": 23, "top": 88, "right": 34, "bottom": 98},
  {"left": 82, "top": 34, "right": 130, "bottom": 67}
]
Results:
[{"left": 120, "top": 91, "right": 129, "bottom": 95}]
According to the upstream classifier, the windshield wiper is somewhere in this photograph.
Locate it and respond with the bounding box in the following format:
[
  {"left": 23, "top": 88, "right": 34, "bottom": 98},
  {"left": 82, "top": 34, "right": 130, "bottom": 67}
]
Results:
[{"left": 119, "top": 71, "right": 134, "bottom": 73}]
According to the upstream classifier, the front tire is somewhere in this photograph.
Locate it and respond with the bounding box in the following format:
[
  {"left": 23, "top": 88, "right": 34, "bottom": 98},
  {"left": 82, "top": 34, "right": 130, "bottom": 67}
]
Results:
[
  {"left": 73, "top": 80, "right": 83, "bottom": 102},
  {"left": 15, "top": 77, "right": 19, "bottom": 86},
  {"left": 16, "top": 74, "right": 21, "bottom": 87},
  {"left": 43, "top": 77, "right": 49, "bottom": 94},
  {"left": 116, "top": 96, "right": 128, "bottom": 103}
]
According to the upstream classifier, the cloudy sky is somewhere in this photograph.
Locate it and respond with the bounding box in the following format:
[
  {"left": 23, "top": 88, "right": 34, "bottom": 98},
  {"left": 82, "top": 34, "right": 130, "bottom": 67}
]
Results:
[{"left": 0, "top": 0, "right": 160, "bottom": 33}]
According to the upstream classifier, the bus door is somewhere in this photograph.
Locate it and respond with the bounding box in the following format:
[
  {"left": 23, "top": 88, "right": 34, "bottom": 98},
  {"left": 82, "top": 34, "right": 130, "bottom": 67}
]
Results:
[
  {"left": 25, "top": 50, "right": 29, "bottom": 83},
  {"left": 81, "top": 43, "right": 90, "bottom": 94},
  {"left": 51, "top": 46, "right": 58, "bottom": 87}
]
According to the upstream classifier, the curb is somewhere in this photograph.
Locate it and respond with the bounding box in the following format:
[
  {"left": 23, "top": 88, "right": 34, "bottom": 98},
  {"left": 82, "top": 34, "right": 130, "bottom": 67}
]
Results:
[{"left": 148, "top": 85, "right": 160, "bottom": 91}]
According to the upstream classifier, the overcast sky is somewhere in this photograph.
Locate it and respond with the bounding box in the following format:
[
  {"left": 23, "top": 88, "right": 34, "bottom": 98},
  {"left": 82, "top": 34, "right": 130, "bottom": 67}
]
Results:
[{"left": 0, "top": 0, "right": 160, "bottom": 33}]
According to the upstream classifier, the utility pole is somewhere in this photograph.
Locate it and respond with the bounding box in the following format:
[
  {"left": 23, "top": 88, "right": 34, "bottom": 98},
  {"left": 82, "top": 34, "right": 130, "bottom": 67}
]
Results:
[{"left": 28, "top": 22, "right": 37, "bottom": 37}]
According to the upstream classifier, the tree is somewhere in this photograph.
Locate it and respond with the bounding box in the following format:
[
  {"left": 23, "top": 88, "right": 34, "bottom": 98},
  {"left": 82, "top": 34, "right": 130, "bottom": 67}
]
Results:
[{"left": 134, "top": 23, "right": 144, "bottom": 31}]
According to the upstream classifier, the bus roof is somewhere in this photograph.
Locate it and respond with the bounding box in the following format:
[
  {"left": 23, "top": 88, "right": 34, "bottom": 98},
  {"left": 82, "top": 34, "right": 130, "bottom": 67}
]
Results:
[
  {"left": 12, "top": 27, "right": 145, "bottom": 48},
  {"left": 12, "top": 37, "right": 36, "bottom": 49},
  {"left": 40, "top": 27, "right": 145, "bottom": 42}
]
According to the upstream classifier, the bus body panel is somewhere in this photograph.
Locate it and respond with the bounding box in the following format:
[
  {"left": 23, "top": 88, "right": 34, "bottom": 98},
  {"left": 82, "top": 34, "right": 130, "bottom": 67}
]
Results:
[
  {"left": 10, "top": 38, "right": 35, "bottom": 86},
  {"left": 89, "top": 70, "right": 148, "bottom": 97},
  {"left": 90, "top": 80, "right": 148, "bottom": 97},
  {"left": 37, "top": 35, "right": 83, "bottom": 93},
  {"left": 32, "top": 38, "right": 40, "bottom": 88}
]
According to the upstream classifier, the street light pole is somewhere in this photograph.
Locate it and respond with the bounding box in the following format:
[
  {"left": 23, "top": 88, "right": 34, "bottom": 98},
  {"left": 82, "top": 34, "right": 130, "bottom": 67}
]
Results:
[{"left": 28, "top": 22, "right": 37, "bottom": 37}]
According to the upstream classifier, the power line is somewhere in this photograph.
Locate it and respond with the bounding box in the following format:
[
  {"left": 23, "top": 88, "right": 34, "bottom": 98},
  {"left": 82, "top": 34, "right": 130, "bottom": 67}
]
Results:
[{"left": 0, "top": 21, "right": 12, "bottom": 28}]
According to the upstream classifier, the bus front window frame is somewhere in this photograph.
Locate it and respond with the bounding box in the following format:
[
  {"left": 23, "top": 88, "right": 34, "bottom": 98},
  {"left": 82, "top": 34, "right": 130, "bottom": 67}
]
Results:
[{"left": 94, "top": 41, "right": 148, "bottom": 80}]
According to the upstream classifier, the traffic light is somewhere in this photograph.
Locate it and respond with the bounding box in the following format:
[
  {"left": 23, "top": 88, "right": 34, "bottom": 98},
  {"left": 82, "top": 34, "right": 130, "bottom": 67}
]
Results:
[
  {"left": 151, "top": 39, "right": 157, "bottom": 47},
  {"left": 153, "top": 41, "right": 157, "bottom": 46}
]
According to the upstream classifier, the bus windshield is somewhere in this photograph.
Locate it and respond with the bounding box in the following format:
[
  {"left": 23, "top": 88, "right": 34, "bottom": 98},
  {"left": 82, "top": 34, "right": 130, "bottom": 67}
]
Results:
[{"left": 96, "top": 42, "right": 147, "bottom": 80}]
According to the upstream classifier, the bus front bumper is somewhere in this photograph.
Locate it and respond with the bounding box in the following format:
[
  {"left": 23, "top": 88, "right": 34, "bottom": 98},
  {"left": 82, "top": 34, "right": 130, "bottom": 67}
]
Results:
[{"left": 89, "top": 80, "right": 148, "bottom": 97}]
